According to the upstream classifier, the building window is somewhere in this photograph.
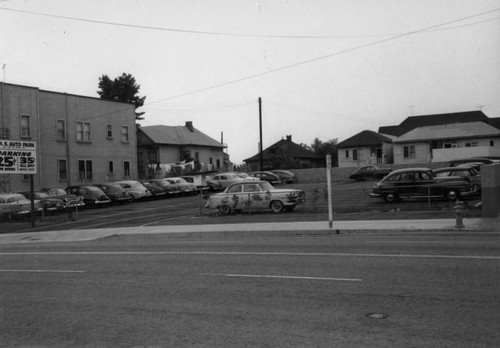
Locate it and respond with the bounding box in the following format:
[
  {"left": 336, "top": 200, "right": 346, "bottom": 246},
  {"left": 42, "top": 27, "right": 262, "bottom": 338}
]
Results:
[
  {"left": 20, "top": 115, "right": 31, "bottom": 138},
  {"left": 107, "top": 124, "right": 113, "bottom": 138},
  {"left": 216, "top": 159, "right": 221, "bottom": 169},
  {"left": 491, "top": 140, "right": 495, "bottom": 147},
  {"left": 58, "top": 159, "right": 68, "bottom": 181},
  {"left": 108, "top": 160, "right": 114, "bottom": 174},
  {"left": 56, "top": 120, "right": 66, "bottom": 141},
  {"left": 209, "top": 157, "right": 213, "bottom": 164},
  {"left": 345, "top": 150, "right": 349, "bottom": 158},
  {"left": 76, "top": 122, "right": 91, "bottom": 142},
  {"left": 465, "top": 142, "right": 478, "bottom": 147},
  {"left": 78, "top": 160, "right": 92, "bottom": 180},
  {"left": 123, "top": 161, "right": 130, "bottom": 178},
  {"left": 121, "top": 126, "right": 129, "bottom": 143},
  {"left": 352, "top": 149, "right": 358, "bottom": 161},
  {"left": 403, "top": 145, "right": 416, "bottom": 159}
]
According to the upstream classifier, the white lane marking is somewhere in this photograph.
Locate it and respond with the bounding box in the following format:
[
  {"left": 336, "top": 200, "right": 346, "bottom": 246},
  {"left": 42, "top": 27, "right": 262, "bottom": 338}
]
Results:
[
  {"left": 0, "top": 251, "right": 499, "bottom": 260},
  {"left": 209, "top": 273, "right": 362, "bottom": 282},
  {"left": 0, "top": 269, "right": 85, "bottom": 273}
]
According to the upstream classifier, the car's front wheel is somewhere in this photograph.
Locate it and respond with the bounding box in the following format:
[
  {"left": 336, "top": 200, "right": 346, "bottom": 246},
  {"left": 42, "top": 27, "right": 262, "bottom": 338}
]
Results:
[
  {"left": 218, "top": 205, "right": 231, "bottom": 215},
  {"left": 270, "top": 200, "right": 284, "bottom": 213},
  {"left": 384, "top": 193, "right": 399, "bottom": 203}
]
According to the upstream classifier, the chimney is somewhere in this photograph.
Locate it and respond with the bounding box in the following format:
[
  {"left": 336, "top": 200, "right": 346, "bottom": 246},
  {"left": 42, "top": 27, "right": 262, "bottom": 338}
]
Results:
[
  {"left": 185, "top": 121, "right": 194, "bottom": 132},
  {"left": 286, "top": 135, "right": 292, "bottom": 142}
]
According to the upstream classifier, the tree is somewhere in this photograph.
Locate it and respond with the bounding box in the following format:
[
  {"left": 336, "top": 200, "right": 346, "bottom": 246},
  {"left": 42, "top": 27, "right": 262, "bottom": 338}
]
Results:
[
  {"left": 310, "top": 137, "right": 339, "bottom": 166},
  {"left": 97, "top": 73, "right": 146, "bottom": 120}
]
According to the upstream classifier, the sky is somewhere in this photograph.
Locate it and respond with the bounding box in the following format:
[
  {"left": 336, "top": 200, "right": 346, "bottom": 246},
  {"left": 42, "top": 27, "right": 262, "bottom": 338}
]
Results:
[{"left": 1, "top": 0, "right": 500, "bottom": 164}]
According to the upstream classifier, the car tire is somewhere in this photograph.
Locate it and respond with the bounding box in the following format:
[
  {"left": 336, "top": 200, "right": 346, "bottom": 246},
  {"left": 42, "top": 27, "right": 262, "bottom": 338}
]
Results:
[
  {"left": 270, "top": 200, "right": 284, "bottom": 213},
  {"left": 384, "top": 193, "right": 399, "bottom": 203},
  {"left": 218, "top": 205, "right": 231, "bottom": 215}
]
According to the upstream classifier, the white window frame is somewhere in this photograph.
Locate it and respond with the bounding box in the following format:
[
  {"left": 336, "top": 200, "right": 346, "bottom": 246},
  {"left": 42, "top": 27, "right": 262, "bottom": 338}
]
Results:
[
  {"left": 121, "top": 125, "right": 129, "bottom": 143},
  {"left": 76, "top": 122, "right": 91, "bottom": 142},
  {"left": 78, "top": 159, "right": 93, "bottom": 180},
  {"left": 107, "top": 124, "right": 113, "bottom": 139},
  {"left": 20, "top": 114, "right": 31, "bottom": 138},
  {"left": 58, "top": 159, "right": 68, "bottom": 181},
  {"left": 123, "top": 160, "right": 131, "bottom": 178}
]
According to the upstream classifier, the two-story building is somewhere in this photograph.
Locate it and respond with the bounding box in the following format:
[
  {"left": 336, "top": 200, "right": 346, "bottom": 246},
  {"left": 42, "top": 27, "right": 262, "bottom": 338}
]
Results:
[{"left": 0, "top": 82, "right": 137, "bottom": 192}]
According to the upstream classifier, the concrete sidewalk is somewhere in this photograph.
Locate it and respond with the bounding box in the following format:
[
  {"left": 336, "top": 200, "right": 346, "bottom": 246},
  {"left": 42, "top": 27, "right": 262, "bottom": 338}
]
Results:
[{"left": 0, "top": 216, "right": 498, "bottom": 245}]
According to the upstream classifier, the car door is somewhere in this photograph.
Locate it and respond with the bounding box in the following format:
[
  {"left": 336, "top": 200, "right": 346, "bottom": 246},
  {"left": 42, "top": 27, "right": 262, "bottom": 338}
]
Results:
[
  {"left": 243, "top": 183, "right": 267, "bottom": 210},
  {"left": 396, "top": 171, "right": 416, "bottom": 198}
]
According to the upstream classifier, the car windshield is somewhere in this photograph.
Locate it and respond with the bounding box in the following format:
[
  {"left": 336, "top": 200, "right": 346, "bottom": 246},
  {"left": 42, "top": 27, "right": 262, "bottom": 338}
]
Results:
[
  {"left": 259, "top": 181, "right": 274, "bottom": 191},
  {"left": 8, "top": 195, "right": 25, "bottom": 203},
  {"left": 36, "top": 192, "right": 50, "bottom": 198}
]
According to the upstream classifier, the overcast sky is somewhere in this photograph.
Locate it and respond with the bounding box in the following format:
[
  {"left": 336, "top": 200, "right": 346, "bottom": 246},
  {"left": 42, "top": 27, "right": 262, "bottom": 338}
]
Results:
[{"left": 1, "top": 0, "right": 500, "bottom": 164}]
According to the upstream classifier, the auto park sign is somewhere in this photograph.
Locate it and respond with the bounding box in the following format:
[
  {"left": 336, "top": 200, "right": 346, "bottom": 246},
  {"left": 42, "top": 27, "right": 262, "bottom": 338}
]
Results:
[{"left": 0, "top": 140, "right": 37, "bottom": 174}]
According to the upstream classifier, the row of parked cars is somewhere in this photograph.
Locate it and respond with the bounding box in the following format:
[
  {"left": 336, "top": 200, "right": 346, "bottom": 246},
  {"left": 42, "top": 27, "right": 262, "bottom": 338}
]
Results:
[
  {"left": 0, "top": 171, "right": 299, "bottom": 221},
  {"left": 360, "top": 157, "right": 499, "bottom": 203},
  {"left": 0, "top": 177, "right": 199, "bottom": 221}
]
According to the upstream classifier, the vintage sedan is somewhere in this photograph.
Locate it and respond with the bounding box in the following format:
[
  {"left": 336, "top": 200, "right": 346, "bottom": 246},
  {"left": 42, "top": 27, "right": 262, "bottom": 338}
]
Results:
[
  {"left": 433, "top": 166, "right": 481, "bottom": 194},
  {"left": 41, "top": 187, "right": 85, "bottom": 209},
  {"left": 370, "top": 167, "right": 476, "bottom": 202},
  {"left": 0, "top": 193, "right": 43, "bottom": 220},
  {"left": 272, "top": 170, "right": 297, "bottom": 183},
  {"left": 205, "top": 181, "right": 305, "bottom": 214},
  {"left": 206, "top": 172, "right": 246, "bottom": 189},
  {"left": 164, "top": 177, "right": 197, "bottom": 195},
  {"left": 349, "top": 165, "right": 392, "bottom": 181},
  {"left": 95, "top": 183, "right": 132, "bottom": 204},
  {"left": 66, "top": 185, "right": 112, "bottom": 207},
  {"left": 19, "top": 191, "right": 66, "bottom": 212},
  {"left": 114, "top": 180, "right": 151, "bottom": 201},
  {"left": 248, "top": 171, "right": 282, "bottom": 185}
]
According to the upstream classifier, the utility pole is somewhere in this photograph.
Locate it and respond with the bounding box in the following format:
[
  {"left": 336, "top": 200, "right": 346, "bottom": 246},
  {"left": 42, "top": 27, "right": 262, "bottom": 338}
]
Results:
[{"left": 259, "top": 97, "right": 263, "bottom": 171}]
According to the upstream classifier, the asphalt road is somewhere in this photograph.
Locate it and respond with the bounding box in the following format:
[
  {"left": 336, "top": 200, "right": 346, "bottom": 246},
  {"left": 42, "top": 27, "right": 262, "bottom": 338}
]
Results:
[{"left": 1, "top": 233, "right": 499, "bottom": 347}]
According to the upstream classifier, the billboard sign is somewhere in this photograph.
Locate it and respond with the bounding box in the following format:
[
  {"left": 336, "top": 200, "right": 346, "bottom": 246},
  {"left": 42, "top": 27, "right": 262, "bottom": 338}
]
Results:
[{"left": 0, "top": 140, "right": 37, "bottom": 174}]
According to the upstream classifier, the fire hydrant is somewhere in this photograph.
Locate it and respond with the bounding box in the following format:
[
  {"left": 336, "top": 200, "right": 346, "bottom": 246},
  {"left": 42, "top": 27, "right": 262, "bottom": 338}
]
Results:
[{"left": 454, "top": 200, "right": 465, "bottom": 228}]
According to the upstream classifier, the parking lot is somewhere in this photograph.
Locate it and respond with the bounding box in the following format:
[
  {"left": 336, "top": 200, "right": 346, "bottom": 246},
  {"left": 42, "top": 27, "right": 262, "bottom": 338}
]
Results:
[{"left": 0, "top": 179, "right": 482, "bottom": 234}]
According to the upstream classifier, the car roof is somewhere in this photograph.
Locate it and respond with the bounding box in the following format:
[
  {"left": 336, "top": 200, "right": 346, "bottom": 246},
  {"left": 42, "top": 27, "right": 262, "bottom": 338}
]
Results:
[{"left": 388, "top": 167, "right": 431, "bottom": 174}]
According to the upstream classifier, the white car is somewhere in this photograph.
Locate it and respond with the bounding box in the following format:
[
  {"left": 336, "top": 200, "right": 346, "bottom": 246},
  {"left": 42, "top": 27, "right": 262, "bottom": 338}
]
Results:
[
  {"left": 115, "top": 180, "right": 151, "bottom": 201},
  {"left": 0, "top": 193, "right": 42, "bottom": 220},
  {"left": 205, "top": 181, "right": 305, "bottom": 214}
]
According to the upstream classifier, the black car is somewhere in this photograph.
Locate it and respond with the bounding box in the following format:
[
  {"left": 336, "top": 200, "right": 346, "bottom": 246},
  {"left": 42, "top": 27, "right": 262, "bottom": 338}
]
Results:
[
  {"left": 248, "top": 171, "right": 282, "bottom": 185},
  {"left": 370, "top": 167, "right": 476, "bottom": 202},
  {"left": 95, "top": 183, "right": 132, "bottom": 204},
  {"left": 349, "top": 165, "right": 392, "bottom": 181},
  {"left": 433, "top": 167, "right": 481, "bottom": 194},
  {"left": 66, "top": 185, "right": 112, "bottom": 207}
]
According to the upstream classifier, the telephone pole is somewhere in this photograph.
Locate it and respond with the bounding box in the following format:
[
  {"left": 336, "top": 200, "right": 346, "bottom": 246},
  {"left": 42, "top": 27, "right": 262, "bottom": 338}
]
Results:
[{"left": 259, "top": 97, "right": 263, "bottom": 171}]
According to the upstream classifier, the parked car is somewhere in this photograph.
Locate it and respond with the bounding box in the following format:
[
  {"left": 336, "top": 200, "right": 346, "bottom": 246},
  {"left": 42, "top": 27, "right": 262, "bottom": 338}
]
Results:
[
  {"left": 205, "top": 180, "right": 305, "bottom": 214},
  {"left": 433, "top": 167, "right": 481, "bottom": 194},
  {"left": 114, "top": 180, "right": 151, "bottom": 201},
  {"left": 370, "top": 167, "right": 476, "bottom": 202},
  {"left": 143, "top": 179, "right": 179, "bottom": 196},
  {"left": 271, "top": 170, "right": 297, "bottom": 183},
  {"left": 139, "top": 180, "right": 168, "bottom": 199},
  {"left": 236, "top": 173, "right": 259, "bottom": 181},
  {"left": 41, "top": 187, "right": 85, "bottom": 209},
  {"left": 95, "top": 183, "right": 132, "bottom": 204},
  {"left": 19, "top": 191, "right": 66, "bottom": 212},
  {"left": 164, "top": 177, "right": 197, "bottom": 195},
  {"left": 449, "top": 157, "right": 497, "bottom": 167},
  {"left": 349, "top": 165, "right": 392, "bottom": 181},
  {"left": 66, "top": 185, "right": 112, "bottom": 207},
  {"left": 248, "top": 171, "right": 282, "bottom": 185},
  {"left": 206, "top": 173, "right": 246, "bottom": 189},
  {"left": 0, "top": 193, "right": 42, "bottom": 220}
]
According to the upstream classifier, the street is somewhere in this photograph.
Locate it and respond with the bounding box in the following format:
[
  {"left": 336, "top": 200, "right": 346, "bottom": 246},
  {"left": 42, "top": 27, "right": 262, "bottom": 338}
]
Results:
[{"left": 1, "top": 232, "right": 499, "bottom": 347}]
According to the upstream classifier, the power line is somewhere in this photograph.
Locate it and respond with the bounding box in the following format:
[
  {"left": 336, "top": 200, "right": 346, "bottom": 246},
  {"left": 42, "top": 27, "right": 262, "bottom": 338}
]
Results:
[
  {"left": 0, "top": 6, "right": 499, "bottom": 39},
  {"left": 6, "top": 6, "right": 500, "bottom": 137}
]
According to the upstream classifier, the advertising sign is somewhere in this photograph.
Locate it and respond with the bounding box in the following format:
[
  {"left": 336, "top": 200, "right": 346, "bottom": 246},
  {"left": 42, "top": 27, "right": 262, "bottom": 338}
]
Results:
[{"left": 0, "top": 140, "right": 37, "bottom": 174}]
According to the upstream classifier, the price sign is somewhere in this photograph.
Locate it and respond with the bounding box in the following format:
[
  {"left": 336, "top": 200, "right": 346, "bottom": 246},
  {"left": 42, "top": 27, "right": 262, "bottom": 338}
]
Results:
[{"left": 0, "top": 140, "right": 37, "bottom": 174}]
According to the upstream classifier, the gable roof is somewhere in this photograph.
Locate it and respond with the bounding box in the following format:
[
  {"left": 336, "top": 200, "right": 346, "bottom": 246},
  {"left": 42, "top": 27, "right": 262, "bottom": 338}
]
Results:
[
  {"left": 378, "top": 111, "right": 493, "bottom": 137},
  {"left": 138, "top": 123, "right": 225, "bottom": 148},
  {"left": 337, "top": 130, "right": 393, "bottom": 148},
  {"left": 244, "top": 136, "right": 320, "bottom": 162}
]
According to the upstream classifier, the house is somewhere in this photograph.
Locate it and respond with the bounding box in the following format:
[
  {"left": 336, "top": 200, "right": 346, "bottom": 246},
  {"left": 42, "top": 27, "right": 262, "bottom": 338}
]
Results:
[
  {"left": 244, "top": 135, "right": 322, "bottom": 171},
  {"left": 379, "top": 111, "right": 500, "bottom": 163},
  {"left": 0, "top": 82, "right": 137, "bottom": 193},
  {"left": 136, "top": 122, "right": 229, "bottom": 179},
  {"left": 337, "top": 130, "right": 394, "bottom": 168}
]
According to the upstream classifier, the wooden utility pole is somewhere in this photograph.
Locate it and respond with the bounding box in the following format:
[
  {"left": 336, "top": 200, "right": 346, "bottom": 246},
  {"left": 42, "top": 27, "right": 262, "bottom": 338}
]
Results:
[{"left": 259, "top": 97, "right": 263, "bottom": 171}]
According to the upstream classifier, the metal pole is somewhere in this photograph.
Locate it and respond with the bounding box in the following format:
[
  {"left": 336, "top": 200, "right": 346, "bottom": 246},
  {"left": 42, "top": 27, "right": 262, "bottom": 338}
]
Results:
[
  {"left": 259, "top": 97, "right": 263, "bottom": 171},
  {"left": 326, "top": 155, "right": 333, "bottom": 228},
  {"left": 30, "top": 175, "right": 35, "bottom": 227}
]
